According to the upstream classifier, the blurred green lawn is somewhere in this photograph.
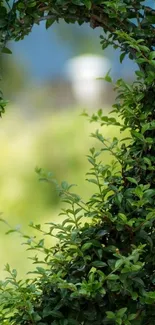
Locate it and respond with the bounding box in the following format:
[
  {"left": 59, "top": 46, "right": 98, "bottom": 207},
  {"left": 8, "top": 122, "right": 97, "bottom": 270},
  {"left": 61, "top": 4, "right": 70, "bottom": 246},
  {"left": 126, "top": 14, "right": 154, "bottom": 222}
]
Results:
[{"left": 0, "top": 106, "right": 126, "bottom": 279}]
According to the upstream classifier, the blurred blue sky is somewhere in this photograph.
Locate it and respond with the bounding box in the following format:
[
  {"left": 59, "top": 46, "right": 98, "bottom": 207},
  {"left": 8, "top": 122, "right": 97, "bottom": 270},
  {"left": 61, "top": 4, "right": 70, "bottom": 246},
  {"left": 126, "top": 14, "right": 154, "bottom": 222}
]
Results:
[
  {"left": 10, "top": 21, "right": 137, "bottom": 84},
  {"left": 11, "top": 21, "right": 72, "bottom": 83},
  {"left": 10, "top": 1, "right": 154, "bottom": 84}
]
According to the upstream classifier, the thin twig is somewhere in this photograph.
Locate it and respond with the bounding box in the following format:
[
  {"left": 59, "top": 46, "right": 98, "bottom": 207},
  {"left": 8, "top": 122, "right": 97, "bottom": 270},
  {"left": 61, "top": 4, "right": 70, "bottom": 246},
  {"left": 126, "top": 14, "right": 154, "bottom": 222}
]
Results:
[
  {"left": 35, "top": 14, "right": 89, "bottom": 24},
  {"left": 144, "top": 6, "right": 155, "bottom": 15}
]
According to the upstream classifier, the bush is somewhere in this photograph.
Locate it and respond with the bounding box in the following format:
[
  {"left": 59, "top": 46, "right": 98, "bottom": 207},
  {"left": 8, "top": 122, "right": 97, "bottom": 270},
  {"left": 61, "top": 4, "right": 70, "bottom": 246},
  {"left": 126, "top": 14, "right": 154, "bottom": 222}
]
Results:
[
  {"left": 0, "top": 74, "right": 155, "bottom": 323},
  {"left": 0, "top": 1, "right": 155, "bottom": 324}
]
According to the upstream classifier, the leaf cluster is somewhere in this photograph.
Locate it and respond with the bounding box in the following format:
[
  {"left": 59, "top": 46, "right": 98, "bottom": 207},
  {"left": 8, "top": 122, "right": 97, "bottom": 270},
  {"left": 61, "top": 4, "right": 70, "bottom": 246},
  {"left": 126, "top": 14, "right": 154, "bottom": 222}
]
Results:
[{"left": 0, "top": 0, "right": 155, "bottom": 324}]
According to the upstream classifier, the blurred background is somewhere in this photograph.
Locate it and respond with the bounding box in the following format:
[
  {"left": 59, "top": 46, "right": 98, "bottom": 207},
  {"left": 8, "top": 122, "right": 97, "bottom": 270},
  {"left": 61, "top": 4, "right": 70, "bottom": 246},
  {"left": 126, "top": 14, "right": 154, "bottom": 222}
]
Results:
[{"left": 0, "top": 19, "right": 138, "bottom": 279}]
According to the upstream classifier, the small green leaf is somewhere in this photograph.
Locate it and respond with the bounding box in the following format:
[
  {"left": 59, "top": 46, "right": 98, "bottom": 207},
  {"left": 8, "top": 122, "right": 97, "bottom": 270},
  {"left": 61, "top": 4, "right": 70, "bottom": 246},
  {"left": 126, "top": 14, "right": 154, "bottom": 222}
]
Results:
[
  {"left": 131, "top": 130, "right": 144, "bottom": 141},
  {"left": 131, "top": 292, "right": 138, "bottom": 300},
  {"left": 87, "top": 156, "right": 95, "bottom": 165},
  {"left": 143, "top": 157, "right": 151, "bottom": 166},
  {"left": 12, "top": 269, "right": 17, "bottom": 278},
  {"left": 81, "top": 242, "right": 92, "bottom": 251},
  {"left": 126, "top": 177, "right": 138, "bottom": 185},
  {"left": 106, "top": 311, "right": 115, "bottom": 319},
  {"left": 136, "top": 93, "right": 144, "bottom": 102},
  {"left": 135, "top": 70, "right": 145, "bottom": 78},
  {"left": 120, "top": 52, "right": 126, "bottom": 63},
  {"left": 143, "top": 189, "right": 155, "bottom": 198},
  {"left": 92, "top": 261, "right": 107, "bottom": 268},
  {"left": 134, "top": 185, "right": 143, "bottom": 198},
  {"left": 116, "top": 318, "right": 122, "bottom": 325},
  {"left": 106, "top": 274, "right": 119, "bottom": 280},
  {"left": 118, "top": 213, "right": 127, "bottom": 223},
  {"left": 104, "top": 70, "right": 112, "bottom": 83},
  {"left": 115, "top": 259, "right": 124, "bottom": 269},
  {"left": 61, "top": 181, "right": 69, "bottom": 190},
  {"left": 33, "top": 313, "right": 41, "bottom": 321},
  {"left": 132, "top": 277, "right": 144, "bottom": 287},
  {"left": 86, "top": 178, "right": 98, "bottom": 185},
  {"left": 147, "top": 292, "right": 155, "bottom": 299},
  {"left": 98, "top": 109, "right": 102, "bottom": 117},
  {"left": 150, "top": 60, "right": 155, "bottom": 67},
  {"left": 128, "top": 314, "right": 136, "bottom": 321},
  {"left": 18, "top": 2, "right": 25, "bottom": 8},
  {"left": 46, "top": 18, "right": 55, "bottom": 29},
  {"left": 117, "top": 308, "right": 127, "bottom": 318},
  {"left": 82, "top": 0, "right": 91, "bottom": 9},
  {"left": 131, "top": 264, "right": 142, "bottom": 271},
  {"left": 5, "top": 263, "right": 10, "bottom": 272},
  {"left": 149, "top": 51, "right": 155, "bottom": 60},
  {"left": 2, "top": 47, "right": 12, "bottom": 54},
  {"left": 27, "top": 1, "right": 36, "bottom": 7},
  {"left": 104, "top": 74, "right": 112, "bottom": 83}
]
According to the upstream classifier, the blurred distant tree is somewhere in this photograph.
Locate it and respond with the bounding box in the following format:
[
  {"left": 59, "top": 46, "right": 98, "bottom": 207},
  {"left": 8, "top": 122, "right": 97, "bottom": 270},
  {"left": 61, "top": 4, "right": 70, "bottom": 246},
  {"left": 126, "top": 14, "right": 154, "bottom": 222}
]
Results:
[
  {"left": 53, "top": 20, "right": 104, "bottom": 56},
  {"left": 0, "top": 54, "right": 28, "bottom": 100}
]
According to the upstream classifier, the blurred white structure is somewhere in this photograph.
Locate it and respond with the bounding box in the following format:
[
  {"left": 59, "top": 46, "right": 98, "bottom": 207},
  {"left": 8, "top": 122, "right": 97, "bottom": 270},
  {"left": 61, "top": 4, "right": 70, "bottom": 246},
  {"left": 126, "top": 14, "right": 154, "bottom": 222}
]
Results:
[{"left": 66, "top": 54, "right": 111, "bottom": 108}]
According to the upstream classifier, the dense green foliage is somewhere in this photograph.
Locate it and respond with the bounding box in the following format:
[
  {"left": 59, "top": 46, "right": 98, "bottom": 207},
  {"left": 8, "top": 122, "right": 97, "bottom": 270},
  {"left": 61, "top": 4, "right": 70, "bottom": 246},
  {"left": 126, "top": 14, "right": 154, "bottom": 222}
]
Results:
[{"left": 0, "top": 0, "right": 155, "bottom": 324}]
